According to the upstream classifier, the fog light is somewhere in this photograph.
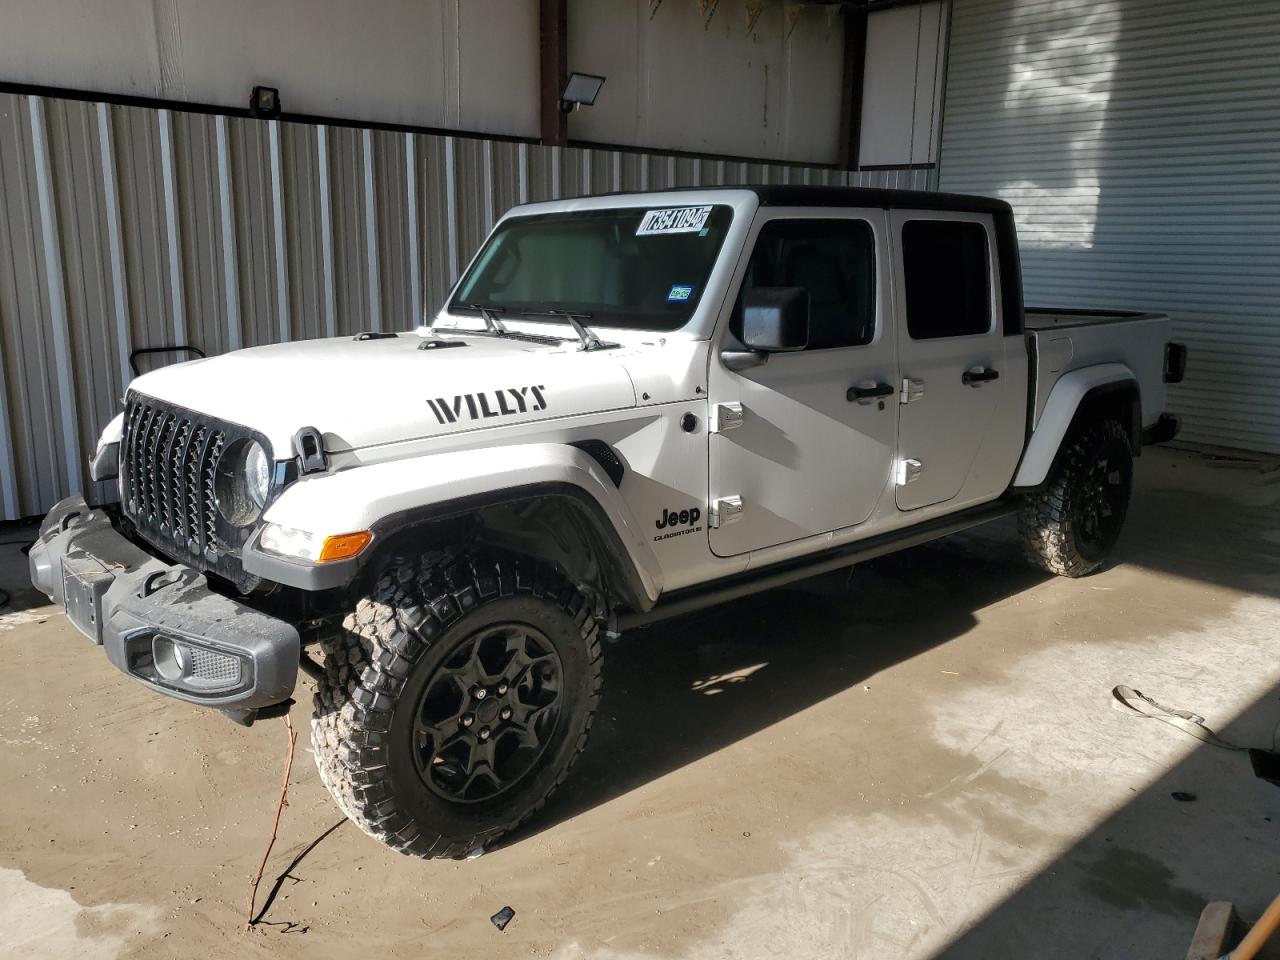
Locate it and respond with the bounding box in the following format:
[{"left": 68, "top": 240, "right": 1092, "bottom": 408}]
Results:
[
  {"left": 153, "top": 634, "right": 190, "bottom": 681},
  {"left": 127, "top": 632, "right": 250, "bottom": 697},
  {"left": 186, "top": 645, "right": 243, "bottom": 686}
]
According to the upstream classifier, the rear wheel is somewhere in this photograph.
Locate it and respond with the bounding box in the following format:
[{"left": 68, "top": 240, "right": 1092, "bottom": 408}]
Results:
[
  {"left": 311, "top": 552, "right": 602, "bottom": 858},
  {"left": 1019, "top": 418, "right": 1134, "bottom": 577}
]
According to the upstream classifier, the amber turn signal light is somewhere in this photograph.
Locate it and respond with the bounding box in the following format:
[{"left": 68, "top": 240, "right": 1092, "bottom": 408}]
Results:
[{"left": 317, "top": 531, "right": 372, "bottom": 563}]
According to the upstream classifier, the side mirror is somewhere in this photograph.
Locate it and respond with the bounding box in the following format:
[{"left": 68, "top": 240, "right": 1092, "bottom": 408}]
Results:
[{"left": 741, "top": 286, "right": 809, "bottom": 352}]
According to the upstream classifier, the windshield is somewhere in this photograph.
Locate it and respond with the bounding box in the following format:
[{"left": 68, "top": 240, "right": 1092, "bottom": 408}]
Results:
[{"left": 449, "top": 204, "right": 734, "bottom": 332}]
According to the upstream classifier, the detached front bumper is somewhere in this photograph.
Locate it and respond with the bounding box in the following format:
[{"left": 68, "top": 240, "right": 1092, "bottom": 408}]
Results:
[{"left": 29, "top": 496, "right": 299, "bottom": 713}]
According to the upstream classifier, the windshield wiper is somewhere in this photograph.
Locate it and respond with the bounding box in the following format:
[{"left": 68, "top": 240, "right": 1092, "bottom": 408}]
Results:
[
  {"left": 464, "top": 303, "right": 509, "bottom": 336},
  {"left": 520, "top": 309, "right": 604, "bottom": 352}
]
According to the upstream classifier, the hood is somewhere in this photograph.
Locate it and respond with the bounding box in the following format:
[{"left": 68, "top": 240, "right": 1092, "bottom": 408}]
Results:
[{"left": 128, "top": 333, "right": 639, "bottom": 456}]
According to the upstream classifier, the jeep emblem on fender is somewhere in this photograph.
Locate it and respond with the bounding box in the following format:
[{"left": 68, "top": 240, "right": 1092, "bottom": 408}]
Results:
[
  {"left": 427, "top": 385, "right": 547, "bottom": 425},
  {"left": 654, "top": 506, "right": 703, "bottom": 542},
  {"left": 656, "top": 507, "right": 701, "bottom": 530}
]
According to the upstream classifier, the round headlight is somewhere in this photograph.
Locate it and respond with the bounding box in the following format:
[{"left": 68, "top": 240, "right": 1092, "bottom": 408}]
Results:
[
  {"left": 215, "top": 438, "right": 272, "bottom": 527},
  {"left": 244, "top": 441, "right": 270, "bottom": 509}
]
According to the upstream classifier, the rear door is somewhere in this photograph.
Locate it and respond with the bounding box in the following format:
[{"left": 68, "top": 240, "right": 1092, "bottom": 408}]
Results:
[
  {"left": 890, "top": 212, "right": 1006, "bottom": 510},
  {"left": 707, "top": 209, "right": 897, "bottom": 556}
]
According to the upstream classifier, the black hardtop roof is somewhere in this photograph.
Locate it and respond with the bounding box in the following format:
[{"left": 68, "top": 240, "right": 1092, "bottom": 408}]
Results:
[
  {"left": 753, "top": 185, "right": 1011, "bottom": 215},
  {"left": 598, "top": 184, "right": 1012, "bottom": 215}
]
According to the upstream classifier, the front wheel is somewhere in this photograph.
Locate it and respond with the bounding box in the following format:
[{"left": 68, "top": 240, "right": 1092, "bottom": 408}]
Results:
[
  {"left": 1019, "top": 418, "right": 1134, "bottom": 577},
  {"left": 311, "top": 552, "right": 602, "bottom": 858}
]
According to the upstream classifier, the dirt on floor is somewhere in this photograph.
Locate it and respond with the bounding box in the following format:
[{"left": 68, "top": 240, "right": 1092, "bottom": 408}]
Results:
[{"left": 1, "top": 446, "right": 1278, "bottom": 960}]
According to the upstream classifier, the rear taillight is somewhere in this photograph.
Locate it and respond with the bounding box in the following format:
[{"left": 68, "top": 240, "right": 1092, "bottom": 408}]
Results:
[{"left": 1164, "top": 342, "right": 1187, "bottom": 384}]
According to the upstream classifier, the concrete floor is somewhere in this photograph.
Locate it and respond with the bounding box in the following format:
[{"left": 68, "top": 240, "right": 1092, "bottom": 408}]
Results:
[{"left": 1, "top": 445, "right": 1278, "bottom": 960}]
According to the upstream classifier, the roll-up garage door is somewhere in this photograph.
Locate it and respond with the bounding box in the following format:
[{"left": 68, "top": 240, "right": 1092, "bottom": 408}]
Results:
[{"left": 937, "top": 0, "right": 1280, "bottom": 453}]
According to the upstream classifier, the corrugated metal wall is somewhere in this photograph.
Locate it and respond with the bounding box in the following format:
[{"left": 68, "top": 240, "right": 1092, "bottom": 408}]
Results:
[
  {"left": 939, "top": 0, "right": 1280, "bottom": 453},
  {"left": 0, "top": 92, "right": 930, "bottom": 521}
]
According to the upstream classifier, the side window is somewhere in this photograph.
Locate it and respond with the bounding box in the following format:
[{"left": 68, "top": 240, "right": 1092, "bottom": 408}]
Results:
[
  {"left": 901, "top": 220, "right": 991, "bottom": 340},
  {"left": 734, "top": 218, "right": 876, "bottom": 350}
]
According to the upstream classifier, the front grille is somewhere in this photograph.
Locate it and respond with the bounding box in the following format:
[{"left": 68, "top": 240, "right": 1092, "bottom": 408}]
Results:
[
  {"left": 120, "top": 393, "right": 265, "bottom": 587},
  {"left": 123, "top": 400, "right": 223, "bottom": 553}
]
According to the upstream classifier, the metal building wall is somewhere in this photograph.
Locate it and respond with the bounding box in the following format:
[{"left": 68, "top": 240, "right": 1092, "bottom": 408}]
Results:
[
  {"left": 938, "top": 0, "right": 1280, "bottom": 453},
  {"left": 567, "top": 0, "right": 847, "bottom": 164},
  {"left": 0, "top": 92, "right": 930, "bottom": 521},
  {"left": 0, "top": 0, "right": 543, "bottom": 139}
]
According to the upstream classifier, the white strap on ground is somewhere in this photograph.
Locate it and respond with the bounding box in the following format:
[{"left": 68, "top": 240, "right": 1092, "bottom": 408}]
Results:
[{"left": 1111, "top": 685, "right": 1250, "bottom": 752}]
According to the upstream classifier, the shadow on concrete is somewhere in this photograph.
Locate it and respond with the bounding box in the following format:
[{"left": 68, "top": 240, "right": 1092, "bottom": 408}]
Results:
[
  {"left": 927, "top": 451, "right": 1280, "bottom": 957},
  {"left": 499, "top": 448, "right": 1280, "bottom": 959},
  {"left": 5, "top": 443, "right": 1278, "bottom": 958},
  {"left": 934, "top": 678, "right": 1280, "bottom": 959},
  {"left": 511, "top": 446, "right": 1280, "bottom": 848},
  {"left": 513, "top": 531, "right": 1052, "bottom": 844}
]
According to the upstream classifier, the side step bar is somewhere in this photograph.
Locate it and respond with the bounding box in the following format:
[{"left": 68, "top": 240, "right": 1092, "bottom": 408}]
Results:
[{"left": 616, "top": 498, "right": 1019, "bottom": 632}]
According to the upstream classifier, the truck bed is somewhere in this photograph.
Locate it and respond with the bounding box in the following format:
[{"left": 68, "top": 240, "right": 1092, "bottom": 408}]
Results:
[
  {"left": 1026, "top": 307, "right": 1167, "bottom": 330},
  {"left": 1025, "top": 307, "right": 1172, "bottom": 433}
]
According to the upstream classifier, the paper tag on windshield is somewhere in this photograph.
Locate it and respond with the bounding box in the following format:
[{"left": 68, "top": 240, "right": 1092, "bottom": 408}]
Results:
[{"left": 636, "top": 206, "right": 713, "bottom": 236}]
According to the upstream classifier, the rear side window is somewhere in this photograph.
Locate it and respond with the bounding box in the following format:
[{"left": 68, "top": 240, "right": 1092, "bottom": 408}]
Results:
[
  {"left": 734, "top": 218, "right": 877, "bottom": 350},
  {"left": 901, "top": 220, "right": 992, "bottom": 340}
]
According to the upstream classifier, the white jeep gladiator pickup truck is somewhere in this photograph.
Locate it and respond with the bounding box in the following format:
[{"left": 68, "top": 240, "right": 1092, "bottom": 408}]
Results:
[{"left": 30, "top": 186, "right": 1185, "bottom": 858}]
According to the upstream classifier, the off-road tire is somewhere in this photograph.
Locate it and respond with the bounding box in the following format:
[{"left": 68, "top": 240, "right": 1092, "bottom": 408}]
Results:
[
  {"left": 310, "top": 551, "right": 602, "bottom": 858},
  {"left": 1019, "top": 418, "right": 1134, "bottom": 577}
]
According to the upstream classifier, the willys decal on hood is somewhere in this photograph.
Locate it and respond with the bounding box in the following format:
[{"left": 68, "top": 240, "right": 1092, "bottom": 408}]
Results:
[
  {"left": 127, "top": 335, "right": 635, "bottom": 456},
  {"left": 427, "top": 385, "right": 548, "bottom": 424}
]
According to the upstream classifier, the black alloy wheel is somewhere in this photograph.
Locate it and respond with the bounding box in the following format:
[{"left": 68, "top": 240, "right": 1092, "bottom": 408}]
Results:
[
  {"left": 412, "top": 623, "right": 564, "bottom": 803},
  {"left": 1018, "top": 417, "right": 1134, "bottom": 577},
  {"left": 310, "top": 552, "right": 602, "bottom": 858},
  {"left": 1073, "top": 453, "right": 1129, "bottom": 562}
]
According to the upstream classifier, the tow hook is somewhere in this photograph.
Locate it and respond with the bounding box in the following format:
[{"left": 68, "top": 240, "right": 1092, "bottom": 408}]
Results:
[{"left": 141, "top": 569, "right": 184, "bottom": 597}]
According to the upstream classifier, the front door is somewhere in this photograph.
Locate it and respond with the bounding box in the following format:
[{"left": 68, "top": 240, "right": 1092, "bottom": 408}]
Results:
[
  {"left": 890, "top": 212, "right": 1006, "bottom": 511},
  {"left": 708, "top": 211, "right": 897, "bottom": 557}
]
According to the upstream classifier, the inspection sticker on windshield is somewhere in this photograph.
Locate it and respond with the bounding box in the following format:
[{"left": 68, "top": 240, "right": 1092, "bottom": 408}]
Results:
[
  {"left": 636, "top": 205, "right": 713, "bottom": 236},
  {"left": 666, "top": 284, "right": 695, "bottom": 302}
]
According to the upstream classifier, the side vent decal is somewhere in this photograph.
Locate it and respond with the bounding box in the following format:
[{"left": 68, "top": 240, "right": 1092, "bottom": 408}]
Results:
[{"left": 570, "top": 440, "right": 625, "bottom": 487}]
